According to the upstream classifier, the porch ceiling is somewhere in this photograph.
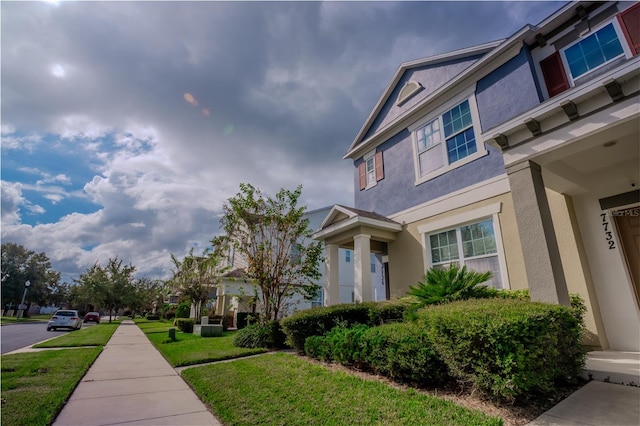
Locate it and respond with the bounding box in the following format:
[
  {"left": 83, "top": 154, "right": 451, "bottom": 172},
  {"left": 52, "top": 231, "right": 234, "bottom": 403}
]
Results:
[{"left": 539, "top": 117, "right": 639, "bottom": 196}]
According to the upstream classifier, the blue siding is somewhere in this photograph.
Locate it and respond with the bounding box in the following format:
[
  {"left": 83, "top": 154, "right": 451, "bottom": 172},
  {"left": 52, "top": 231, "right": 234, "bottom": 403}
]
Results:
[
  {"left": 364, "top": 56, "right": 482, "bottom": 140},
  {"left": 476, "top": 48, "right": 541, "bottom": 132},
  {"left": 354, "top": 131, "right": 505, "bottom": 216}
]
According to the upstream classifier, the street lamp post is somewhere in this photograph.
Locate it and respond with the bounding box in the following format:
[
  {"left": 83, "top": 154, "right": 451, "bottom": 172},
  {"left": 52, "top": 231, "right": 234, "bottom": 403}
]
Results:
[{"left": 17, "top": 280, "right": 31, "bottom": 319}]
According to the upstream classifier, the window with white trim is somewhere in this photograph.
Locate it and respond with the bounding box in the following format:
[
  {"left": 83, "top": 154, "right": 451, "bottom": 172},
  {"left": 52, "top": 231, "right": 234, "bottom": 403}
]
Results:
[
  {"left": 345, "top": 249, "right": 351, "bottom": 263},
  {"left": 410, "top": 93, "right": 486, "bottom": 184},
  {"left": 311, "top": 289, "right": 323, "bottom": 308},
  {"left": 428, "top": 218, "right": 503, "bottom": 289},
  {"left": 358, "top": 150, "right": 384, "bottom": 190},
  {"left": 562, "top": 21, "right": 626, "bottom": 81}
]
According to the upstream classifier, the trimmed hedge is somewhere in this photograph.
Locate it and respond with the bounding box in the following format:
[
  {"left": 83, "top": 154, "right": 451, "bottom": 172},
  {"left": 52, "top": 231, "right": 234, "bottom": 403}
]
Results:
[
  {"left": 305, "top": 322, "right": 448, "bottom": 387},
  {"left": 175, "top": 318, "right": 194, "bottom": 333},
  {"left": 281, "top": 300, "right": 412, "bottom": 352},
  {"left": 418, "top": 298, "right": 586, "bottom": 401}
]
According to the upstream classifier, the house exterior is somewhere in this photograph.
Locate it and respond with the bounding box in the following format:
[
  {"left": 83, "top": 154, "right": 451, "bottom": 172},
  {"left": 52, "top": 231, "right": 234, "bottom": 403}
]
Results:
[
  {"left": 313, "top": 1, "right": 639, "bottom": 352},
  {"left": 212, "top": 206, "right": 385, "bottom": 323}
]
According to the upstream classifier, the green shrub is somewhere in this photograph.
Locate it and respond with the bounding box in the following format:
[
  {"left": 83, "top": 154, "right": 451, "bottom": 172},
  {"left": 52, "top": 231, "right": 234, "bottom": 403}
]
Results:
[
  {"left": 362, "top": 322, "right": 449, "bottom": 386},
  {"left": 407, "top": 263, "right": 497, "bottom": 307},
  {"left": 145, "top": 314, "right": 160, "bottom": 320},
  {"left": 234, "top": 323, "right": 270, "bottom": 348},
  {"left": 281, "top": 300, "right": 410, "bottom": 352},
  {"left": 418, "top": 298, "right": 586, "bottom": 401},
  {"left": 175, "top": 318, "right": 194, "bottom": 333},
  {"left": 175, "top": 301, "right": 190, "bottom": 318}
]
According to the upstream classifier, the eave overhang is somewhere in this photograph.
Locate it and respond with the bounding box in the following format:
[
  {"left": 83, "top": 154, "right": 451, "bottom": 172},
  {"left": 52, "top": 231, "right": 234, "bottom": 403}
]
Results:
[{"left": 312, "top": 205, "right": 402, "bottom": 242}]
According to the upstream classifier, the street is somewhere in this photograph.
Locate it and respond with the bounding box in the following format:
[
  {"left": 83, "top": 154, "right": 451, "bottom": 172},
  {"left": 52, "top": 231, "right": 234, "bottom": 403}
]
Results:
[{"left": 1, "top": 322, "right": 74, "bottom": 354}]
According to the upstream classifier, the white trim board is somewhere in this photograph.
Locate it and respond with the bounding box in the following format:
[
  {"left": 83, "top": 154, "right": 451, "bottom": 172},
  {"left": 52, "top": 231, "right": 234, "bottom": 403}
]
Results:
[{"left": 390, "top": 174, "right": 511, "bottom": 224}]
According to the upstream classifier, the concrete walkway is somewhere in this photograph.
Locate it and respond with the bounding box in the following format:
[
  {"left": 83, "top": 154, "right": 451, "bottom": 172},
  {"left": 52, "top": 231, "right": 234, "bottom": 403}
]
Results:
[{"left": 53, "top": 320, "right": 222, "bottom": 426}]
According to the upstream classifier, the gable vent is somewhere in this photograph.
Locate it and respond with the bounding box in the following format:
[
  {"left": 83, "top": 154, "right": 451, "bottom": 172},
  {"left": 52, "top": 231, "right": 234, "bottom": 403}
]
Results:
[{"left": 396, "top": 80, "right": 424, "bottom": 106}]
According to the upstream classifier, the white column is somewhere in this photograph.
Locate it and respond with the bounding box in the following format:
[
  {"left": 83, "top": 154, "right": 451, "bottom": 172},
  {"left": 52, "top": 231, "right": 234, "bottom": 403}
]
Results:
[
  {"left": 324, "top": 244, "right": 340, "bottom": 306},
  {"left": 354, "top": 234, "right": 372, "bottom": 302}
]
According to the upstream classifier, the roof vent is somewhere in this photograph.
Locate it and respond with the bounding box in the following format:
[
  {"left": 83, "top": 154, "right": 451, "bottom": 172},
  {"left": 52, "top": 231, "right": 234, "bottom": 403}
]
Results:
[{"left": 396, "top": 80, "right": 424, "bottom": 106}]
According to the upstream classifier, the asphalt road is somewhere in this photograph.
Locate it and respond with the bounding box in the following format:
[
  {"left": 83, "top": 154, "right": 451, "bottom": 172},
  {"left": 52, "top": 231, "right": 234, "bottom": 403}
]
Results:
[{"left": 1, "top": 322, "right": 73, "bottom": 354}]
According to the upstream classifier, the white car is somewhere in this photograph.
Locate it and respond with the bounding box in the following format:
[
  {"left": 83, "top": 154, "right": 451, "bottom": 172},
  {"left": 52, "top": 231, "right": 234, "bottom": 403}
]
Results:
[{"left": 47, "top": 310, "right": 82, "bottom": 331}]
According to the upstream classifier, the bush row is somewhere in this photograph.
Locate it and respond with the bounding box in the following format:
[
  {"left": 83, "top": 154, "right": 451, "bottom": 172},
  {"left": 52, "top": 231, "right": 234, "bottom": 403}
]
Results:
[
  {"left": 304, "top": 298, "right": 586, "bottom": 401},
  {"left": 280, "top": 299, "right": 412, "bottom": 352},
  {"left": 233, "top": 320, "right": 287, "bottom": 349}
]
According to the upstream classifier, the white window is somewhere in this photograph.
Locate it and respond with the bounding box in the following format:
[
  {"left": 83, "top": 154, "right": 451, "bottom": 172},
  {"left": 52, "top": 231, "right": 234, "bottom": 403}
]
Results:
[
  {"left": 409, "top": 90, "right": 486, "bottom": 185},
  {"left": 418, "top": 203, "right": 509, "bottom": 290},
  {"left": 311, "top": 289, "right": 323, "bottom": 308},
  {"left": 428, "top": 218, "right": 503, "bottom": 289},
  {"left": 561, "top": 20, "right": 628, "bottom": 84},
  {"left": 366, "top": 157, "right": 376, "bottom": 185},
  {"left": 345, "top": 249, "right": 351, "bottom": 263},
  {"left": 370, "top": 253, "right": 376, "bottom": 273},
  {"left": 359, "top": 149, "right": 384, "bottom": 190}
]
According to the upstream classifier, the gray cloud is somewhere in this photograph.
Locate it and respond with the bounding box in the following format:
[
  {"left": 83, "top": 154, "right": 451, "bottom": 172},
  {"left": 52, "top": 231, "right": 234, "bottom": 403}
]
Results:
[{"left": 1, "top": 1, "right": 564, "bottom": 282}]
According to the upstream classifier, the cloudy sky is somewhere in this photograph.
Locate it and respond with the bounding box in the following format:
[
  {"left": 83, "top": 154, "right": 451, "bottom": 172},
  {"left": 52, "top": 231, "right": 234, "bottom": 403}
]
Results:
[{"left": 1, "top": 0, "right": 564, "bottom": 283}]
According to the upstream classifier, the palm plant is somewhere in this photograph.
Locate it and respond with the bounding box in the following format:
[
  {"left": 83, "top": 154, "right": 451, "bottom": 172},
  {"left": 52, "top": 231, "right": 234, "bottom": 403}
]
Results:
[{"left": 407, "top": 263, "right": 495, "bottom": 307}]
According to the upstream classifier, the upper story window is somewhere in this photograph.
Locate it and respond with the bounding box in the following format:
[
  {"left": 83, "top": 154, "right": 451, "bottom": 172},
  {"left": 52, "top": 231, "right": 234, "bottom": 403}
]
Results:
[
  {"left": 563, "top": 22, "right": 624, "bottom": 80},
  {"left": 358, "top": 150, "right": 384, "bottom": 190},
  {"left": 409, "top": 91, "right": 486, "bottom": 185},
  {"left": 539, "top": 4, "right": 638, "bottom": 98}
]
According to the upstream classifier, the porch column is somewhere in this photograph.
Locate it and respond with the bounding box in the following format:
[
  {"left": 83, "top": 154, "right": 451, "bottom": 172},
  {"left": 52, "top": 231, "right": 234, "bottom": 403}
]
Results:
[
  {"left": 324, "top": 243, "right": 340, "bottom": 306},
  {"left": 353, "top": 234, "right": 372, "bottom": 302},
  {"left": 507, "top": 160, "right": 570, "bottom": 306}
]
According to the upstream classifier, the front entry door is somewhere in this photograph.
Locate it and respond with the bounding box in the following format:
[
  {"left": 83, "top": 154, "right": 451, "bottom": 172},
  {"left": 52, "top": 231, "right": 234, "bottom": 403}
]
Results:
[{"left": 615, "top": 207, "right": 640, "bottom": 308}]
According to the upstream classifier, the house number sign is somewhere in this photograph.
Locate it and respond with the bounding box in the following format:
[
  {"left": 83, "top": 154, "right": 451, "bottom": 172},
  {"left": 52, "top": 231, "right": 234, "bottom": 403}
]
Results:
[{"left": 599, "top": 212, "right": 616, "bottom": 250}]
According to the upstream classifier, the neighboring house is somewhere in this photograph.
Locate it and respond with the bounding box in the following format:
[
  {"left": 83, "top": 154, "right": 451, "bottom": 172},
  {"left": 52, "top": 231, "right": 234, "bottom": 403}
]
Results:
[
  {"left": 212, "top": 207, "right": 385, "bottom": 322},
  {"left": 313, "top": 1, "right": 639, "bottom": 352}
]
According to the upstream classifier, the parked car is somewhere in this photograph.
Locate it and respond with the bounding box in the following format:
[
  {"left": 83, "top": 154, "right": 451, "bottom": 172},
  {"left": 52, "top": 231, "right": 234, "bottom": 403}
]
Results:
[
  {"left": 84, "top": 312, "right": 101, "bottom": 324},
  {"left": 47, "top": 310, "right": 82, "bottom": 331}
]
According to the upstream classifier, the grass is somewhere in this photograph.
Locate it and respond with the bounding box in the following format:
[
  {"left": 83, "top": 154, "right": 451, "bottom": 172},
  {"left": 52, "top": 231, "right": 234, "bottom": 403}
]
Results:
[
  {"left": 182, "top": 353, "right": 503, "bottom": 426},
  {"left": 33, "top": 322, "right": 120, "bottom": 348},
  {"left": 1, "top": 348, "right": 102, "bottom": 426},
  {"left": 142, "top": 324, "right": 267, "bottom": 367}
]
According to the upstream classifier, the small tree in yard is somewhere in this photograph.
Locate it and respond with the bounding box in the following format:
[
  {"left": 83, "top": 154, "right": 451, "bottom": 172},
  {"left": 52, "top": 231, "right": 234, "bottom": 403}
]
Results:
[
  {"left": 212, "top": 183, "right": 322, "bottom": 322},
  {"left": 169, "top": 248, "right": 227, "bottom": 320}
]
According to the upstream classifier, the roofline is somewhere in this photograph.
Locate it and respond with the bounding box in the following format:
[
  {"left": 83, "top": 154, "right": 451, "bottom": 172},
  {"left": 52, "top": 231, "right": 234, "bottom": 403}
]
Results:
[
  {"left": 344, "top": 1, "right": 595, "bottom": 161},
  {"left": 346, "top": 40, "right": 504, "bottom": 156},
  {"left": 312, "top": 215, "right": 402, "bottom": 241}
]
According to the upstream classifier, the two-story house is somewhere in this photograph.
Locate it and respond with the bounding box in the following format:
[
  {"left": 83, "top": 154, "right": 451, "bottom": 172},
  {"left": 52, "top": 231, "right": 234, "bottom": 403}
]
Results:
[{"left": 313, "top": 1, "right": 639, "bottom": 352}]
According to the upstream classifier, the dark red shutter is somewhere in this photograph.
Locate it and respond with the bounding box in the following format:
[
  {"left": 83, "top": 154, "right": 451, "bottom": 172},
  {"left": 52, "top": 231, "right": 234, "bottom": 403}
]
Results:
[
  {"left": 358, "top": 162, "right": 366, "bottom": 190},
  {"left": 618, "top": 3, "right": 640, "bottom": 55},
  {"left": 540, "top": 51, "right": 570, "bottom": 97},
  {"left": 374, "top": 151, "right": 384, "bottom": 181}
]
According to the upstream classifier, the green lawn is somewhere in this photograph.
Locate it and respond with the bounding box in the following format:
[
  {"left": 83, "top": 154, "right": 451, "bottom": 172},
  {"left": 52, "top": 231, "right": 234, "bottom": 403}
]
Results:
[
  {"left": 1, "top": 348, "right": 102, "bottom": 426},
  {"left": 143, "top": 327, "right": 267, "bottom": 367},
  {"left": 34, "top": 322, "right": 120, "bottom": 348},
  {"left": 182, "top": 353, "right": 503, "bottom": 426}
]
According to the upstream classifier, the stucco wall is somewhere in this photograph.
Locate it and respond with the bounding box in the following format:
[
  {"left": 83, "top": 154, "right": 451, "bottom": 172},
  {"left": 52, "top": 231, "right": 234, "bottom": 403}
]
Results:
[
  {"left": 475, "top": 47, "right": 541, "bottom": 132},
  {"left": 387, "top": 193, "right": 526, "bottom": 298},
  {"left": 546, "top": 190, "right": 604, "bottom": 348},
  {"left": 354, "top": 133, "right": 506, "bottom": 216},
  {"left": 365, "top": 55, "right": 482, "bottom": 139}
]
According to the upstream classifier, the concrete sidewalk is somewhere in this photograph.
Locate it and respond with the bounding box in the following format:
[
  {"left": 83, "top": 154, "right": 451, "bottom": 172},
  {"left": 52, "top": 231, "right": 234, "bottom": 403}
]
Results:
[{"left": 53, "top": 320, "right": 222, "bottom": 426}]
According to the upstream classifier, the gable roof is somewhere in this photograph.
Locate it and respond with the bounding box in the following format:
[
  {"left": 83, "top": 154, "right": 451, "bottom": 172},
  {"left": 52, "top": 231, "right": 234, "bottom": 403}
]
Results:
[
  {"left": 313, "top": 204, "right": 401, "bottom": 241},
  {"left": 346, "top": 40, "right": 502, "bottom": 157},
  {"left": 344, "top": 1, "right": 594, "bottom": 161}
]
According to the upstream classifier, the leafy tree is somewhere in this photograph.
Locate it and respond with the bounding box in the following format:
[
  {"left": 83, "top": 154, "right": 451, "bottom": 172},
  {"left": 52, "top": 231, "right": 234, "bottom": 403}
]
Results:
[
  {"left": 169, "top": 247, "right": 227, "bottom": 320},
  {"left": 407, "top": 263, "right": 496, "bottom": 307},
  {"left": 75, "top": 257, "right": 136, "bottom": 322},
  {"left": 212, "top": 183, "right": 322, "bottom": 322},
  {"left": 126, "top": 277, "right": 162, "bottom": 318},
  {"left": 1, "top": 242, "right": 61, "bottom": 312}
]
